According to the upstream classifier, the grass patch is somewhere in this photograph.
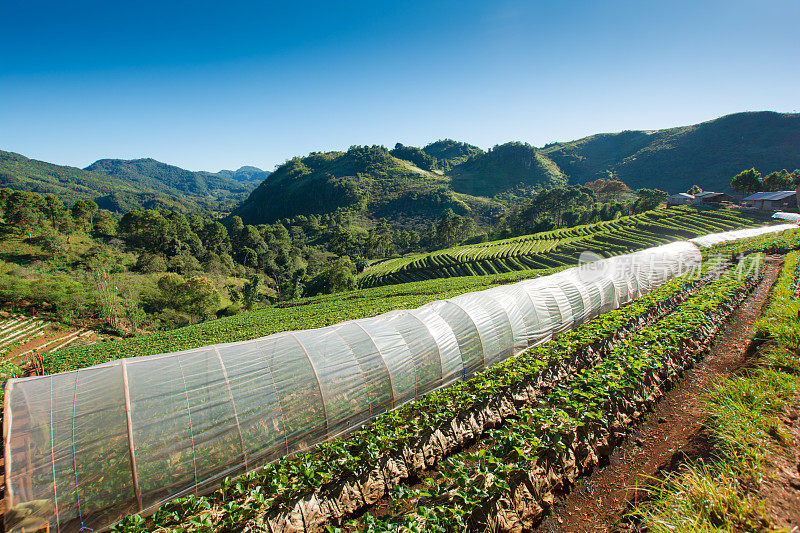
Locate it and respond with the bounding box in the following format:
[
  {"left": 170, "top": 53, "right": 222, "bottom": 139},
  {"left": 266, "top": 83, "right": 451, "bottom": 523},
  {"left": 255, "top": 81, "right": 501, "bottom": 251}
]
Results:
[{"left": 632, "top": 252, "right": 800, "bottom": 532}]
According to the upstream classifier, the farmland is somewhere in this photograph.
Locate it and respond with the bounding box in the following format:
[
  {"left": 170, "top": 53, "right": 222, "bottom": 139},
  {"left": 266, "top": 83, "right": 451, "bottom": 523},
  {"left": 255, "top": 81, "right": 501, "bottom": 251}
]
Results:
[
  {"left": 359, "top": 206, "right": 769, "bottom": 287},
  {"left": 106, "top": 227, "right": 800, "bottom": 533},
  {"left": 45, "top": 224, "right": 798, "bottom": 376}
]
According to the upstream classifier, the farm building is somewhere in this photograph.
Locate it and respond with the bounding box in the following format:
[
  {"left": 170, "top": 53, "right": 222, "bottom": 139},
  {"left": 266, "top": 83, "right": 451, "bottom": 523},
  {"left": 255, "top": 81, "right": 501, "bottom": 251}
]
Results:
[
  {"left": 743, "top": 190, "right": 798, "bottom": 211},
  {"left": 667, "top": 192, "right": 695, "bottom": 206},
  {"left": 693, "top": 191, "right": 735, "bottom": 205}
]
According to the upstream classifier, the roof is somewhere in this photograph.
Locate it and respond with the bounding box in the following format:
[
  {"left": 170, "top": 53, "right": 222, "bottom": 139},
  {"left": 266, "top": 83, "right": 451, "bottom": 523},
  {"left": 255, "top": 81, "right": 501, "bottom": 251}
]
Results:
[
  {"left": 670, "top": 192, "right": 695, "bottom": 198},
  {"left": 695, "top": 191, "right": 728, "bottom": 198},
  {"left": 743, "top": 190, "right": 797, "bottom": 201}
]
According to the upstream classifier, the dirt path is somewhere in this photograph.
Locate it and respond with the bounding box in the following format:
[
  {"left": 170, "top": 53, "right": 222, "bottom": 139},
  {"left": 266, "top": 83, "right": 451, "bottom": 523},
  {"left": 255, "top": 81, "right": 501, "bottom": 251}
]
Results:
[{"left": 534, "top": 257, "right": 784, "bottom": 533}]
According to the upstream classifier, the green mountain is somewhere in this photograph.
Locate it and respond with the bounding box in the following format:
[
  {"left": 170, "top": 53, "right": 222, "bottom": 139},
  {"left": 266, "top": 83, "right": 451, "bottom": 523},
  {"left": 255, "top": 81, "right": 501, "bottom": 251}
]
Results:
[
  {"left": 85, "top": 158, "right": 256, "bottom": 202},
  {"left": 233, "top": 142, "right": 566, "bottom": 225},
  {"left": 233, "top": 145, "right": 504, "bottom": 226},
  {"left": 215, "top": 166, "right": 271, "bottom": 184},
  {"left": 542, "top": 111, "right": 800, "bottom": 193},
  {"left": 0, "top": 150, "right": 192, "bottom": 212},
  {"left": 422, "top": 139, "right": 484, "bottom": 170},
  {"left": 0, "top": 151, "right": 261, "bottom": 213},
  {"left": 448, "top": 142, "right": 567, "bottom": 197}
]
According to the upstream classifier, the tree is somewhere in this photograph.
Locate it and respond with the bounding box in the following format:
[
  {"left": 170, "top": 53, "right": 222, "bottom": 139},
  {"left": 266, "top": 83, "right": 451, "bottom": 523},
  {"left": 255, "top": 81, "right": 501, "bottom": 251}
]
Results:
[
  {"left": 242, "top": 275, "right": 261, "bottom": 310},
  {"left": 326, "top": 256, "right": 357, "bottom": 293},
  {"left": 40, "top": 227, "right": 69, "bottom": 260},
  {"left": 367, "top": 219, "right": 393, "bottom": 258},
  {"left": 155, "top": 273, "right": 221, "bottom": 323},
  {"left": 635, "top": 188, "right": 668, "bottom": 210},
  {"left": 687, "top": 185, "right": 703, "bottom": 195},
  {"left": 436, "top": 209, "right": 461, "bottom": 247},
  {"left": 71, "top": 200, "right": 98, "bottom": 232},
  {"left": 183, "top": 276, "right": 221, "bottom": 321},
  {"left": 93, "top": 210, "right": 117, "bottom": 237},
  {"left": 43, "top": 194, "right": 71, "bottom": 231},
  {"left": 6, "top": 191, "right": 43, "bottom": 238},
  {"left": 585, "top": 179, "right": 630, "bottom": 202},
  {"left": 762, "top": 169, "right": 793, "bottom": 191},
  {"left": 730, "top": 169, "right": 762, "bottom": 196}
]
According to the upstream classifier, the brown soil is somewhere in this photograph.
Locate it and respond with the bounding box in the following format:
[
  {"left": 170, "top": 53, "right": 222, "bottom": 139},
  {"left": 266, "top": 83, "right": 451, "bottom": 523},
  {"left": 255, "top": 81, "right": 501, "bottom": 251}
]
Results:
[
  {"left": 534, "top": 256, "right": 784, "bottom": 533},
  {"left": 760, "top": 397, "right": 800, "bottom": 530}
]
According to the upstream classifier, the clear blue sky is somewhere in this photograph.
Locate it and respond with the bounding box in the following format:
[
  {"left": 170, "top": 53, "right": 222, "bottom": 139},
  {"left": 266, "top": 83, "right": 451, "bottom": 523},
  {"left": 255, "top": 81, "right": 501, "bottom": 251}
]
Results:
[{"left": 1, "top": 0, "right": 798, "bottom": 172}]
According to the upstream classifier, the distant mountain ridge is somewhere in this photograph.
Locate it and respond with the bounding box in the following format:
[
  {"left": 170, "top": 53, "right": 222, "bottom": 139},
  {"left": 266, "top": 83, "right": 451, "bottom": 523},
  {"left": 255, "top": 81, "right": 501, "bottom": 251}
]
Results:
[
  {"left": 3, "top": 111, "right": 797, "bottom": 221},
  {"left": 85, "top": 158, "right": 258, "bottom": 201},
  {"left": 0, "top": 150, "right": 261, "bottom": 213},
  {"left": 209, "top": 165, "right": 271, "bottom": 184},
  {"left": 542, "top": 111, "right": 800, "bottom": 193}
]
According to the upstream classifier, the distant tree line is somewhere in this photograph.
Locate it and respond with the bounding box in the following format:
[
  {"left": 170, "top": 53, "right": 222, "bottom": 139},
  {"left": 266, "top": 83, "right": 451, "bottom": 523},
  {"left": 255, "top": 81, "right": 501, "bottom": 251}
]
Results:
[
  {"left": 730, "top": 168, "right": 800, "bottom": 196},
  {"left": 493, "top": 181, "right": 667, "bottom": 238}
]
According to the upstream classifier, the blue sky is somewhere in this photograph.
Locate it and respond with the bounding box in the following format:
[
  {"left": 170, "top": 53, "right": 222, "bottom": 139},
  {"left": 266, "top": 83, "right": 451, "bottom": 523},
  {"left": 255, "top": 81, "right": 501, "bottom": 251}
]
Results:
[{"left": 1, "top": 0, "right": 798, "bottom": 172}]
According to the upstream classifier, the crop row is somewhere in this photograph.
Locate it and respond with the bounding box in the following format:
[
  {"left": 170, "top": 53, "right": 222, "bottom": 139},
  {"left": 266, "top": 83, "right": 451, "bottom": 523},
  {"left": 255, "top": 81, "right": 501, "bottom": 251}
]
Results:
[
  {"left": 109, "top": 254, "right": 735, "bottom": 533},
  {"left": 358, "top": 207, "right": 767, "bottom": 288},
  {"left": 756, "top": 250, "right": 799, "bottom": 351},
  {"left": 339, "top": 255, "right": 765, "bottom": 532}
]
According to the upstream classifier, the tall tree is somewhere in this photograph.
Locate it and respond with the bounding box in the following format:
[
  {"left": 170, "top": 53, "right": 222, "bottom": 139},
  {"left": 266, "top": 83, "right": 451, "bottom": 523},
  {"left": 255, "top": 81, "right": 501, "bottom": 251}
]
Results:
[
  {"left": 730, "top": 169, "right": 762, "bottom": 196},
  {"left": 762, "top": 169, "right": 793, "bottom": 191}
]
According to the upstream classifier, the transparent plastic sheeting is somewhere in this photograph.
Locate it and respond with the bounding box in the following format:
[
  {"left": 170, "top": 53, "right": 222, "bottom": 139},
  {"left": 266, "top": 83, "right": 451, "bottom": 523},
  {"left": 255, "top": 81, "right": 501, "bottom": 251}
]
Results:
[
  {"left": 688, "top": 223, "right": 796, "bottom": 248},
  {"left": 0, "top": 238, "right": 745, "bottom": 533},
  {"left": 772, "top": 212, "right": 800, "bottom": 223}
]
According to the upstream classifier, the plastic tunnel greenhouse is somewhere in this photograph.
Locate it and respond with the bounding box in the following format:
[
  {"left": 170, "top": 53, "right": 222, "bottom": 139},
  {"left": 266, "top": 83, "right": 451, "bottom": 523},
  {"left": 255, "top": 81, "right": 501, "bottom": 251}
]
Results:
[{"left": 2, "top": 226, "right": 795, "bottom": 533}]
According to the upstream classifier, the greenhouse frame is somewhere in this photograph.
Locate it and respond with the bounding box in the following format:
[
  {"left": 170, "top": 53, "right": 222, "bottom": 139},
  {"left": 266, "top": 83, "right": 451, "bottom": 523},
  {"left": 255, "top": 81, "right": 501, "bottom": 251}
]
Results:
[{"left": 3, "top": 225, "right": 796, "bottom": 533}]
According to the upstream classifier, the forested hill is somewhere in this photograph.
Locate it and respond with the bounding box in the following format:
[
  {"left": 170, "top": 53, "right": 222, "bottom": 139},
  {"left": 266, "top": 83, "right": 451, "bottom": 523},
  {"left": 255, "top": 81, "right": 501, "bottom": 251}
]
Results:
[
  {"left": 0, "top": 150, "right": 261, "bottom": 213},
  {"left": 232, "top": 142, "right": 565, "bottom": 226},
  {"left": 85, "top": 158, "right": 259, "bottom": 203},
  {"left": 542, "top": 111, "right": 800, "bottom": 193},
  {"left": 214, "top": 165, "right": 271, "bottom": 184}
]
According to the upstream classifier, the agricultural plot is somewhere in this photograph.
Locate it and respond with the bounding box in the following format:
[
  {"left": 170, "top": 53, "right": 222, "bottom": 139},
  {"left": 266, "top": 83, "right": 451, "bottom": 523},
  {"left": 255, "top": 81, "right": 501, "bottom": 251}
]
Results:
[
  {"left": 359, "top": 206, "right": 769, "bottom": 288},
  {"left": 44, "top": 227, "right": 800, "bottom": 376},
  {"left": 0, "top": 315, "right": 91, "bottom": 369},
  {"left": 6, "top": 226, "right": 800, "bottom": 533},
  {"left": 105, "top": 250, "right": 768, "bottom": 533}
]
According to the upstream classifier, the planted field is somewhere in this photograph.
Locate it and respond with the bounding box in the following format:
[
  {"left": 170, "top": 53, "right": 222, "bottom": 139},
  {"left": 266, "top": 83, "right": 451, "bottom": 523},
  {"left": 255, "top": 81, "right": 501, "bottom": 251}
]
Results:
[
  {"left": 8, "top": 226, "right": 798, "bottom": 533},
  {"left": 359, "top": 206, "right": 769, "bottom": 288},
  {"left": 108, "top": 249, "right": 765, "bottom": 533},
  {"left": 0, "top": 315, "right": 93, "bottom": 370}
]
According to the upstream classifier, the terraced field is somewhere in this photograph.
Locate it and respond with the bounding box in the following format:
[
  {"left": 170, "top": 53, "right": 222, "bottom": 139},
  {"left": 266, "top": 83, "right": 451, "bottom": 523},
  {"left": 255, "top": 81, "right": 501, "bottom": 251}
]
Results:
[
  {"left": 359, "top": 206, "right": 769, "bottom": 287},
  {"left": 0, "top": 315, "right": 92, "bottom": 369}
]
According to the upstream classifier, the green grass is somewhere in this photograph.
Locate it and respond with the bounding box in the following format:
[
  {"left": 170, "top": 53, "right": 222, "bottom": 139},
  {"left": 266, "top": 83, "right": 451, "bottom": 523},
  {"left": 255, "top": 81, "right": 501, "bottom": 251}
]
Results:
[
  {"left": 632, "top": 251, "right": 800, "bottom": 533},
  {"left": 358, "top": 206, "right": 771, "bottom": 288}
]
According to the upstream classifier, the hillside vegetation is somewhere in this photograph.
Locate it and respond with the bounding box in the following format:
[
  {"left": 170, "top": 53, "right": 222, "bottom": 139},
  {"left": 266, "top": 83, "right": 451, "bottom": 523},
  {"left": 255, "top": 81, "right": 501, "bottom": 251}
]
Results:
[
  {"left": 231, "top": 112, "right": 800, "bottom": 225},
  {"left": 44, "top": 206, "right": 782, "bottom": 374},
  {"left": 543, "top": 111, "right": 800, "bottom": 193},
  {"left": 232, "top": 144, "right": 507, "bottom": 226},
  {"left": 233, "top": 142, "right": 566, "bottom": 226},
  {"left": 85, "top": 158, "right": 259, "bottom": 205},
  {"left": 0, "top": 150, "right": 260, "bottom": 213}
]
